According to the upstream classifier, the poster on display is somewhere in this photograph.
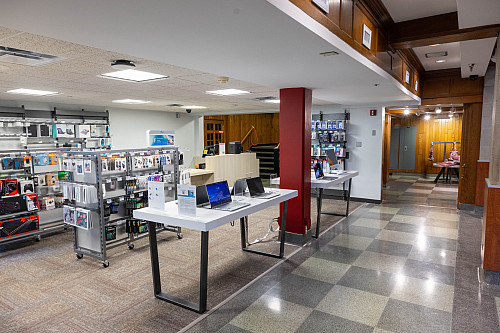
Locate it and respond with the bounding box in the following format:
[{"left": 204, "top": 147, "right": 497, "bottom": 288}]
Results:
[
  {"left": 146, "top": 130, "right": 175, "bottom": 147},
  {"left": 177, "top": 184, "right": 196, "bottom": 217},
  {"left": 219, "top": 143, "right": 226, "bottom": 155},
  {"left": 148, "top": 181, "right": 165, "bottom": 210}
]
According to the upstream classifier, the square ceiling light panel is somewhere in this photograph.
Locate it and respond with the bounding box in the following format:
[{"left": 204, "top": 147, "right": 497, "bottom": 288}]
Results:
[
  {"left": 7, "top": 88, "right": 59, "bottom": 96},
  {"left": 100, "top": 69, "right": 169, "bottom": 82},
  {"left": 205, "top": 89, "right": 250, "bottom": 96}
]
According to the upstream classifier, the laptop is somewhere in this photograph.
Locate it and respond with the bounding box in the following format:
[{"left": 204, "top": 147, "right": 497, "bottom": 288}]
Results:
[
  {"left": 206, "top": 181, "right": 250, "bottom": 211},
  {"left": 246, "top": 177, "right": 279, "bottom": 199},
  {"left": 196, "top": 185, "right": 210, "bottom": 207},
  {"left": 230, "top": 178, "right": 248, "bottom": 196}
]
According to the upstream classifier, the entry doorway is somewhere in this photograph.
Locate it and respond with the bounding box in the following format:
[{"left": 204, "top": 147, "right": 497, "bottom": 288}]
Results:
[
  {"left": 204, "top": 118, "right": 225, "bottom": 147},
  {"left": 389, "top": 126, "right": 417, "bottom": 171}
]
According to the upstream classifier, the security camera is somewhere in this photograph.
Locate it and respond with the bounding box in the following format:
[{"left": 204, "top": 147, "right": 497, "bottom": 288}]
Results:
[
  {"left": 469, "top": 75, "right": 478, "bottom": 81},
  {"left": 186, "top": 109, "right": 192, "bottom": 114}
]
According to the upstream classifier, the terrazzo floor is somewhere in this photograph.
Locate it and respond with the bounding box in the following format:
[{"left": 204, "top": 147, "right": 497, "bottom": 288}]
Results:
[{"left": 185, "top": 173, "right": 500, "bottom": 333}]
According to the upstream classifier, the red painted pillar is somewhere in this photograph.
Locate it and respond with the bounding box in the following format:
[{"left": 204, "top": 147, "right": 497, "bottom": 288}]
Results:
[{"left": 279, "top": 88, "right": 312, "bottom": 235}]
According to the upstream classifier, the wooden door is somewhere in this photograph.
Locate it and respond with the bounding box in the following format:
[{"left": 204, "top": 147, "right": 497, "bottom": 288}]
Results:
[
  {"left": 458, "top": 103, "right": 482, "bottom": 207},
  {"left": 204, "top": 118, "right": 225, "bottom": 147}
]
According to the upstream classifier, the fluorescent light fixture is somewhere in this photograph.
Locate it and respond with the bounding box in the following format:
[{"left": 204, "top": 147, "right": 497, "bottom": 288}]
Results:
[
  {"left": 404, "top": 109, "right": 410, "bottom": 115},
  {"left": 112, "top": 99, "right": 151, "bottom": 104},
  {"left": 435, "top": 108, "right": 442, "bottom": 114},
  {"left": 205, "top": 89, "right": 250, "bottom": 96},
  {"left": 101, "top": 69, "right": 168, "bottom": 82},
  {"left": 425, "top": 114, "right": 431, "bottom": 120},
  {"left": 264, "top": 99, "right": 280, "bottom": 104},
  {"left": 430, "top": 44, "right": 440, "bottom": 47},
  {"left": 7, "top": 88, "right": 59, "bottom": 96},
  {"left": 436, "top": 59, "right": 446, "bottom": 63},
  {"left": 182, "top": 105, "right": 207, "bottom": 109}
]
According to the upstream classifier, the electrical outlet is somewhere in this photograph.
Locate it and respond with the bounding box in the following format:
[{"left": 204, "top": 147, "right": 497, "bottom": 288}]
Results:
[
  {"left": 356, "top": 142, "right": 362, "bottom": 147},
  {"left": 372, "top": 130, "right": 376, "bottom": 136}
]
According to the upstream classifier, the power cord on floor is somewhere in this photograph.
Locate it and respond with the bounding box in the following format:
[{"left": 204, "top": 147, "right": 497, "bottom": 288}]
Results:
[{"left": 245, "top": 217, "right": 280, "bottom": 245}]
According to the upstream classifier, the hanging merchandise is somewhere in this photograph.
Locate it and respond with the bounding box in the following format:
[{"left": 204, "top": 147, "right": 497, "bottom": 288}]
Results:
[
  {"left": 428, "top": 142, "right": 434, "bottom": 161},
  {"left": 449, "top": 142, "right": 459, "bottom": 161}
]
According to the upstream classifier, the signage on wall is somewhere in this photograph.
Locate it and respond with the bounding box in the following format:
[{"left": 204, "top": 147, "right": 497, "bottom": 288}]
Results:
[
  {"left": 370, "top": 110, "right": 377, "bottom": 117},
  {"left": 415, "top": 80, "right": 418, "bottom": 92},
  {"left": 312, "top": 0, "right": 329, "bottom": 13},
  {"left": 146, "top": 130, "right": 175, "bottom": 147},
  {"left": 362, "top": 24, "right": 372, "bottom": 49},
  {"left": 405, "top": 70, "right": 410, "bottom": 84}
]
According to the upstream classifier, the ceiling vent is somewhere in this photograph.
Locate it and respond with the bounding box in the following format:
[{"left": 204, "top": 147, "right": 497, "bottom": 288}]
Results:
[
  {"left": 166, "top": 104, "right": 184, "bottom": 107},
  {"left": 425, "top": 51, "right": 448, "bottom": 58},
  {"left": 0, "top": 46, "right": 65, "bottom": 66},
  {"left": 253, "top": 96, "right": 278, "bottom": 102}
]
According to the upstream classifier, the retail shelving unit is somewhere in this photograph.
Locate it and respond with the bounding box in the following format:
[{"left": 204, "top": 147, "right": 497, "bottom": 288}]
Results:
[
  {"left": 0, "top": 148, "right": 72, "bottom": 245},
  {"left": 63, "top": 147, "right": 180, "bottom": 267},
  {"left": 311, "top": 110, "right": 350, "bottom": 170}
]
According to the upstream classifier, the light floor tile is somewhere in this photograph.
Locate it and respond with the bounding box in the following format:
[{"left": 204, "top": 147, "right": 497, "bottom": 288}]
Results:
[
  {"left": 329, "top": 234, "right": 374, "bottom": 251},
  {"left": 406, "top": 189, "right": 433, "bottom": 194},
  {"left": 409, "top": 247, "right": 456, "bottom": 267},
  {"left": 230, "top": 295, "right": 313, "bottom": 333},
  {"left": 291, "top": 257, "right": 350, "bottom": 284},
  {"left": 428, "top": 212, "right": 459, "bottom": 222},
  {"left": 373, "top": 328, "right": 394, "bottom": 333},
  {"left": 411, "top": 183, "right": 435, "bottom": 188},
  {"left": 390, "top": 276, "right": 454, "bottom": 312},
  {"left": 428, "top": 194, "right": 458, "bottom": 200},
  {"left": 495, "top": 297, "right": 500, "bottom": 326},
  {"left": 353, "top": 251, "right": 407, "bottom": 274},
  {"left": 376, "top": 230, "right": 417, "bottom": 245},
  {"left": 397, "top": 179, "right": 417, "bottom": 183},
  {"left": 421, "top": 225, "right": 458, "bottom": 240},
  {"left": 369, "top": 207, "right": 400, "bottom": 214},
  {"left": 390, "top": 215, "right": 427, "bottom": 225},
  {"left": 433, "top": 187, "right": 458, "bottom": 193},
  {"left": 316, "top": 285, "right": 388, "bottom": 326},
  {"left": 352, "top": 218, "right": 389, "bottom": 229},
  {"left": 385, "top": 190, "right": 404, "bottom": 196}
]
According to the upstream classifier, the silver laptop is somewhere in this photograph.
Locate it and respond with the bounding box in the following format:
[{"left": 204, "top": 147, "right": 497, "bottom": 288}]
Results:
[
  {"left": 206, "top": 181, "right": 250, "bottom": 211},
  {"left": 246, "top": 177, "right": 279, "bottom": 199}
]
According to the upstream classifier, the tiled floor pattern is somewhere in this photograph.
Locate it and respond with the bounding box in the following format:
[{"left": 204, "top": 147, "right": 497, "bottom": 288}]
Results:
[{"left": 187, "top": 174, "right": 500, "bottom": 333}]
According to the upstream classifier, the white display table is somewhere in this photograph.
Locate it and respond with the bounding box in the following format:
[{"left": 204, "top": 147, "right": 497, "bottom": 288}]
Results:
[{"left": 133, "top": 188, "right": 297, "bottom": 313}]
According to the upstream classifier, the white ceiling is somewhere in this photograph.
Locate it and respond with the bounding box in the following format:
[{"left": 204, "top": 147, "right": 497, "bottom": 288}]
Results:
[
  {"left": 460, "top": 37, "right": 497, "bottom": 77},
  {"left": 381, "top": 0, "right": 457, "bottom": 23},
  {"left": 0, "top": 0, "right": 419, "bottom": 114},
  {"left": 413, "top": 42, "right": 461, "bottom": 71},
  {"left": 457, "top": 0, "right": 500, "bottom": 29}
]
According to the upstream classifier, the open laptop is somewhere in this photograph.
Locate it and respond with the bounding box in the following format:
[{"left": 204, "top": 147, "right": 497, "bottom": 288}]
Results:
[
  {"left": 206, "top": 181, "right": 250, "bottom": 211},
  {"left": 196, "top": 185, "right": 210, "bottom": 207},
  {"left": 230, "top": 178, "right": 248, "bottom": 196},
  {"left": 246, "top": 177, "right": 279, "bottom": 199}
]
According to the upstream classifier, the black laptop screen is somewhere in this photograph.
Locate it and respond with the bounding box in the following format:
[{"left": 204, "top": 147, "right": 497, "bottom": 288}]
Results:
[
  {"left": 206, "top": 181, "right": 231, "bottom": 207},
  {"left": 246, "top": 177, "right": 265, "bottom": 196}
]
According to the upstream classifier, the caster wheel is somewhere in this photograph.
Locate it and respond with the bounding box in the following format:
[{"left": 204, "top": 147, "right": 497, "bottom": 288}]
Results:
[
  {"left": 102, "top": 260, "right": 109, "bottom": 268},
  {"left": 128, "top": 243, "right": 135, "bottom": 250},
  {"left": 177, "top": 234, "right": 183, "bottom": 239},
  {"left": 35, "top": 235, "right": 41, "bottom": 242},
  {"left": 76, "top": 253, "right": 83, "bottom": 259}
]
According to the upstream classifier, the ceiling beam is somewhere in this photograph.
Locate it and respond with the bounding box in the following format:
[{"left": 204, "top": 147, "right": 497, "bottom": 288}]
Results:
[{"left": 390, "top": 12, "right": 500, "bottom": 49}]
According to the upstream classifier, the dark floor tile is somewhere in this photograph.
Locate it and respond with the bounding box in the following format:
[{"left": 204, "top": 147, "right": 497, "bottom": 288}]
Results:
[
  {"left": 295, "top": 310, "right": 373, "bottom": 333},
  {"left": 396, "top": 206, "right": 433, "bottom": 216},
  {"left": 377, "top": 299, "right": 452, "bottom": 333},
  {"left": 313, "top": 244, "right": 363, "bottom": 264},
  {"left": 366, "top": 239, "right": 413, "bottom": 257},
  {"left": 341, "top": 225, "right": 381, "bottom": 238},
  {"left": 454, "top": 262, "right": 481, "bottom": 293},
  {"left": 217, "top": 324, "right": 251, "bottom": 333},
  {"left": 451, "top": 287, "right": 500, "bottom": 332},
  {"left": 403, "top": 259, "right": 455, "bottom": 285},
  {"left": 266, "top": 273, "right": 333, "bottom": 308},
  {"left": 384, "top": 221, "right": 420, "bottom": 234},
  {"left": 337, "top": 266, "right": 397, "bottom": 296}
]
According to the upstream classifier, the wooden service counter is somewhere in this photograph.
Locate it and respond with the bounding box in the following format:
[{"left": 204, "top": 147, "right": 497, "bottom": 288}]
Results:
[{"left": 193, "top": 153, "right": 259, "bottom": 186}]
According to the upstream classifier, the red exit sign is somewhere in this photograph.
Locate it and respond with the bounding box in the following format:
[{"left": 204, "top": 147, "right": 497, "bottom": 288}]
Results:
[{"left": 370, "top": 109, "right": 377, "bottom": 116}]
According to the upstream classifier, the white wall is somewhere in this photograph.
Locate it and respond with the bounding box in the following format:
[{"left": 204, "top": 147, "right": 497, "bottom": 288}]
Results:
[
  {"left": 108, "top": 108, "right": 203, "bottom": 167},
  {"left": 313, "top": 105, "right": 384, "bottom": 201},
  {"left": 479, "top": 65, "right": 495, "bottom": 161}
]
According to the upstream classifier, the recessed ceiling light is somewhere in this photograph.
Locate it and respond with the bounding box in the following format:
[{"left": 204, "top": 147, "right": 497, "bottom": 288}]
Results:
[
  {"left": 425, "top": 114, "right": 431, "bottom": 120},
  {"left": 429, "top": 44, "right": 440, "bottom": 47},
  {"left": 206, "top": 89, "right": 250, "bottom": 96},
  {"left": 435, "top": 108, "right": 442, "bottom": 113},
  {"left": 101, "top": 69, "right": 168, "bottom": 82},
  {"left": 112, "top": 99, "right": 151, "bottom": 104},
  {"left": 182, "top": 105, "right": 207, "bottom": 109},
  {"left": 264, "top": 99, "right": 280, "bottom": 104},
  {"left": 436, "top": 60, "right": 447, "bottom": 63},
  {"left": 426, "top": 51, "right": 448, "bottom": 58},
  {"left": 7, "top": 88, "right": 59, "bottom": 96},
  {"left": 404, "top": 109, "right": 410, "bottom": 115}
]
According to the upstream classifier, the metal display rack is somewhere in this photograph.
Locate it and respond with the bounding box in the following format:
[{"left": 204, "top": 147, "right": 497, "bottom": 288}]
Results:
[
  {"left": 64, "top": 147, "right": 180, "bottom": 267},
  {"left": 0, "top": 148, "right": 73, "bottom": 246},
  {"left": 311, "top": 110, "right": 350, "bottom": 169}
]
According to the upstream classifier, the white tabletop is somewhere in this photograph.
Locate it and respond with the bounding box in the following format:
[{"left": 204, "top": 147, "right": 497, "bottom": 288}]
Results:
[
  {"left": 133, "top": 188, "right": 297, "bottom": 232},
  {"left": 270, "top": 171, "right": 359, "bottom": 189}
]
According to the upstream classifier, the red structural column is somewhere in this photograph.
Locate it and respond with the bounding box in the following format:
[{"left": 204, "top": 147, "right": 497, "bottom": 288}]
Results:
[{"left": 279, "top": 88, "right": 312, "bottom": 235}]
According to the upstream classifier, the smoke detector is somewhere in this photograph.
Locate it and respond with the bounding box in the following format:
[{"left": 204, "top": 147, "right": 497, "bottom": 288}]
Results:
[
  {"left": 111, "top": 60, "right": 136, "bottom": 70},
  {"left": 217, "top": 76, "right": 229, "bottom": 84}
]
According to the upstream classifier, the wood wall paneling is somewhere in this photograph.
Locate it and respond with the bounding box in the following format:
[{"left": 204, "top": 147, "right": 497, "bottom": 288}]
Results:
[
  {"left": 389, "top": 113, "right": 463, "bottom": 174},
  {"left": 331, "top": 0, "right": 341, "bottom": 27},
  {"left": 482, "top": 185, "right": 500, "bottom": 271},
  {"left": 475, "top": 161, "right": 490, "bottom": 206},
  {"left": 340, "top": 0, "right": 354, "bottom": 37},
  {"left": 422, "top": 69, "right": 484, "bottom": 105},
  {"left": 353, "top": 3, "right": 378, "bottom": 55},
  {"left": 391, "top": 54, "right": 403, "bottom": 82},
  {"left": 458, "top": 103, "right": 483, "bottom": 206}
]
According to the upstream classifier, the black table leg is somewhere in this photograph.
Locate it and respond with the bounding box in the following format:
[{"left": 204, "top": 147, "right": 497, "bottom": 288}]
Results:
[
  {"left": 321, "top": 178, "right": 353, "bottom": 218},
  {"left": 434, "top": 167, "right": 446, "bottom": 183},
  {"left": 240, "top": 201, "right": 288, "bottom": 258},
  {"left": 312, "top": 188, "right": 323, "bottom": 239},
  {"left": 148, "top": 221, "right": 209, "bottom": 313}
]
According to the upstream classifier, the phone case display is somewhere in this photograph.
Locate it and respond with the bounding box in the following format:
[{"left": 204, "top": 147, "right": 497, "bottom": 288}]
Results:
[
  {"left": 311, "top": 111, "right": 349, "bottom": 171},
  {"left": 66, "top": 147, "right": 180, "bottom": 267}
]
